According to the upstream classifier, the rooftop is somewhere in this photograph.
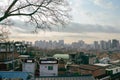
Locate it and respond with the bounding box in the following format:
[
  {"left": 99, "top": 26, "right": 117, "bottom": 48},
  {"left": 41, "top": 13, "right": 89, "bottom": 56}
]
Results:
[
  {"left": 94, "top": 63, "right": 111, "bottom": 67},
  {"left": 68, "top": 64, "right": 104, "bottom": 71},
  {"left": 40, "top": 57, "right": 58, "bottom": 64},
  {"left": 19, "top": 55, "right": 30, "bottom": 58},
  {"left": 36, "top": 75, "right": 95, "bottom": 80},
  {"left": 53, "top": 54, "right": 69, "bottom": 59},
  {"left": 0, "top": 71, "right": 29, "bottom": 80}
]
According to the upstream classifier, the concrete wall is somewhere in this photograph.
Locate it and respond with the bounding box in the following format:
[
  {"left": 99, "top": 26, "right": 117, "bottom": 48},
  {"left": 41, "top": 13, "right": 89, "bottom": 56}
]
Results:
[
  {"left": 39, "top": 64, "right": 58, "bottom": 76},
  {"left": 22, "top": 63, "right": 35, "bottom": 74}
]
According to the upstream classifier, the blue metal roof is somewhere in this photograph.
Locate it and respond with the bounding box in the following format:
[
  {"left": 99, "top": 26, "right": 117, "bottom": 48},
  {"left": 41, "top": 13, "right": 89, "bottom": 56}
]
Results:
[{"left": 0, "top": 71, "right": 29, "bottom": 80}]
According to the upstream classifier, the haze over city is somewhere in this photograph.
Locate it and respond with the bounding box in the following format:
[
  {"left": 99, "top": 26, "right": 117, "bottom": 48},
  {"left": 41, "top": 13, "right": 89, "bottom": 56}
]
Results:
[
  {"left": 0, "top": 0, "right": 120, "bottom": 79},
  {"left": 1, "top": 0, "right": 120, "bottom": 43}
]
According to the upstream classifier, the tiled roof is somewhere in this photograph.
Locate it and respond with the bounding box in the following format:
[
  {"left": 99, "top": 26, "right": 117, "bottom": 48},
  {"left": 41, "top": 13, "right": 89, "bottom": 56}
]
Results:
[
  {"left": 68, "top": 64, "right": 103, "bottom": 71},
  {"left": 36, "top": 75, "right": 95, "bottom": 80}
]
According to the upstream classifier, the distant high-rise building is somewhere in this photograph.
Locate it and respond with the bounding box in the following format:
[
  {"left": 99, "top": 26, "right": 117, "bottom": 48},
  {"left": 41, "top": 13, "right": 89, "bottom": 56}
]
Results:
[
  {"left": 100, "top": 40, "right": 107, "bottom": 50},
  {"left": 34, "top": 40, "right": 39, "bottom": 47},
  {"left": 22, "top": 40, "right": 26, "bottom": 44},
  {"left": 58, "top": 40, "right": 64, "bottom": 45},
  {"left": 79, "top": 40, "right": 85, "bottom": 46},
  {"left": 106, "top": 40, "right": 112, "bottom": 50},
  {"left": 58, "top": 40, "right": 64, "bottom": 48},
  {"left": 34, "top": 39, "right": 120, "bottom": 50},
  {"left": 112, "top": 39, "right": 119, "bottom": 49},
  {"left": 94, "top": 41, "right": 99, "bottom": 50}
]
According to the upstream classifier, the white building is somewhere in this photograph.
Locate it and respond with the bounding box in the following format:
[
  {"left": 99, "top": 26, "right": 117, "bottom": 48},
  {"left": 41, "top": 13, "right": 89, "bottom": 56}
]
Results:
[
  {"left": 39, "top": 58, "right": 58, "bottom": 76},
  {"left": 22, "top": 59, "right": 35, "bottom": 77},
  {"left": 106, "top": 66, "right": 120, "bottom": 75}
]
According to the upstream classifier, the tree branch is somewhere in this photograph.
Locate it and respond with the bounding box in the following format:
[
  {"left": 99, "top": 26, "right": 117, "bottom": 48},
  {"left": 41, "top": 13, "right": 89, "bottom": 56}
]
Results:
[
  {"left": 5, "top": 0, "right": 18, "bottom": 15},
  {"left": 0, "top": 0, "right": 70, "bottom": 32}
]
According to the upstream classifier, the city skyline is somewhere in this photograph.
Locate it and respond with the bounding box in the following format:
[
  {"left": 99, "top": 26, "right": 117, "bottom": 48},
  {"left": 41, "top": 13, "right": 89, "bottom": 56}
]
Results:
[
  {"left": 0, "top": 0, "right": 120, "bottom": 43},
  {"left": 25, "top": 38, "right": 120, "bottom": 46},
  {"left": 34, "top": 39, "right": 120, "bottom": 51}
]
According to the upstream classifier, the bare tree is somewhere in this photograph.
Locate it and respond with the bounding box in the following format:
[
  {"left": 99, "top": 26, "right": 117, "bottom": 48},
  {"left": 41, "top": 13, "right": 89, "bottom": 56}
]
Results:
[
  {"left": 0, "top": 27, "right": 10, "bottom": 42},
  {"left": 0, "top": 0, "right": 71, "bottom": 32}
]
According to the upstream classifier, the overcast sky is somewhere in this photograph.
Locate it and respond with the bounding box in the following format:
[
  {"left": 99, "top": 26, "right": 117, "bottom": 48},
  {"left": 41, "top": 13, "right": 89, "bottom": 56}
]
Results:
[{"left": 1, "top": 0, "right": 120, "bottom": 43}]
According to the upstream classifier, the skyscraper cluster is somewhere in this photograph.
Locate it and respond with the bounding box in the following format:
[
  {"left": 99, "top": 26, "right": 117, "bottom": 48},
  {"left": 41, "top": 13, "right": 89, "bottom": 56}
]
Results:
[
  {"left": 34, "top": 40, "right": 64, "bottom": 49},
  {"left": 94, "top": 39, "right": 120, "bottom": 50},
  {"left": 34, "top": 39, "right": 120, "bottom": 51}
]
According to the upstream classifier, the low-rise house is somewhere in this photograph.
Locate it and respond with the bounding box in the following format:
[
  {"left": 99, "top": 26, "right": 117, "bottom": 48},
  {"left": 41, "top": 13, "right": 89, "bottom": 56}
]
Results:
[
  {"left": 95, "top": 63, "right": 120, "bottom": 80},
  {"left": 96, "top": 66, "right": 120, "bottom": 80},
  {"left": 0, "top": 41, "right": 28, "bottom": 71},
  {"left": 69, "top": 52, "right": 96, "bottom": 64},
  {"left": 106, "top": 65, "right": 120, "bottom": 80},
  {"left": 58, "top": 59, "right": 66, "bottom": 76},
  {"left": 0, "top": 42, "right": 20, "bottom": 71},
  {"left": 67, "top": 64, "right": 106, "bottom": 78},
  {"left": 39, "top": 57, "right": 58, "bottom": 76},
  {"left": 22, "top": 59, "right": 36, "bottom": 78}
]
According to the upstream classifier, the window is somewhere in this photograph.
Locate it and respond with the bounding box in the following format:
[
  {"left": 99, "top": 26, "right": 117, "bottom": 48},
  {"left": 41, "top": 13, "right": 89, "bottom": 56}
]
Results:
[
  {"left": 17, "top": 47, "right": 20, "bottom": 52},
  {"left": 0, "top": 44, "right": 6, "bottom": 52},
  {"left": 48, "top": 66, "right": 53, "bottom": 70},
  {"left": 45, "top": 66, "right": 47, "bottom": 68},
  {"left": 7, "top": 45, "right": 10, "bottom": 52},
  {"left": 10, "top": 44, "right": 14, "bottom": 51},
  {"left": 116, "top": 69, "right": 118, "bottom": 72}
]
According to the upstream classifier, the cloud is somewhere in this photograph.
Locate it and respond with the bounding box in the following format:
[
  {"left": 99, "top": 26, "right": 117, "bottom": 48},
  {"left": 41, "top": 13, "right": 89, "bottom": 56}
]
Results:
[
  {"left": 7, "top": 21, "right": 120, "bottom": 43},
  {"left": 1, "top": 14, "right": 119, "bottom": 35},
  {"left": 69, "top": 0, "right": 120, "bottom": 26},
  {"left": 52, "top": 22, "right": 120, "bottom": 33},
  {"left": 8, "top": 21, "right": 120, "bottom": 36},
  {"left": 93, "top": 0, "right": 116, "bottom": 9},
  {"left": 9, "top": 30, "right": 120, "bottom": 44}
]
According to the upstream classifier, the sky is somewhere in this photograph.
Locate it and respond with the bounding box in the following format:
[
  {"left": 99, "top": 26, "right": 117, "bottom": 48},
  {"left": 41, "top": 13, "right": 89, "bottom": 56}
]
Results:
[{"left": 1, "top": 0, "right": 120, "bottom": 44}]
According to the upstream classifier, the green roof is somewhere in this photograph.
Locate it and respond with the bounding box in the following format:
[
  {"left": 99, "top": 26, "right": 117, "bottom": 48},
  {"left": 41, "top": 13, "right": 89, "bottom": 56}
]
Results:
[{"left": 53, "top": 54, "right": 69, "bottom": 59}]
